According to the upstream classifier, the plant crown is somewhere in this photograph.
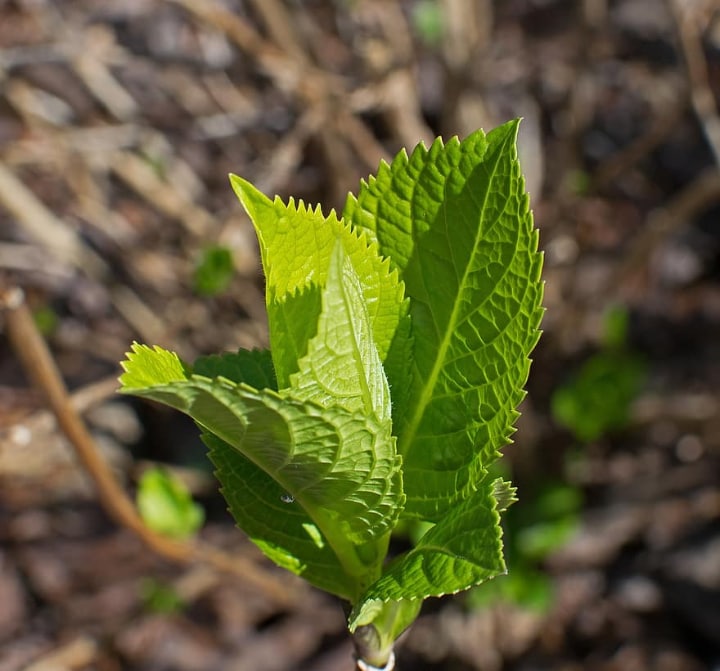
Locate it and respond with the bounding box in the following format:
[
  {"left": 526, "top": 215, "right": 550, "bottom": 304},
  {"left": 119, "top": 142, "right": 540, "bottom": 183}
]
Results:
[{"left": 119, "top": 119, "right": 543, "bottom": 652}]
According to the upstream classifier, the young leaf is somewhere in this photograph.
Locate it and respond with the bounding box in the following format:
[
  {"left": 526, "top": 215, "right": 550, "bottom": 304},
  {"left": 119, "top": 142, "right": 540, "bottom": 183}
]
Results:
[
  {"left": 344, "top": 119, "right": 544, "bottom": 520},
  {"left": 131, "top": 347, "right": 359, "bottom": 597},
  {"left": 230, "top": 176, "right": 407, "bottom": 391},
  {"left": 291, "top": 240, "right": 391, "bottom": 423},
  {"left": 120, "top": 344, "right": 403, "bottom": 589},
  {"left": 350, "top": 475, "right": 505, "bottom": 630},
  {"left": 120, "top": 343, "right": 189, "bottom": 388}
]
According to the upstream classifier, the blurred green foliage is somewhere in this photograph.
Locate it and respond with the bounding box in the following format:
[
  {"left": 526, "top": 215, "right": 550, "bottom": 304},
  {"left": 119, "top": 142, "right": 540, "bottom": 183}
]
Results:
[
  {"left": 564, "top": 169, "right": 591, "bottom": 196},
  {"left": 136, "top": 467, "right": 204, "bottom": 539},
  {"left": 193, "top": 245, "right": 235, "bottom": 296},
  {"left": 33, "top": 304, "right": 59, "bottom": 336},
  {"left": 551, "top": 306, "right": 646, "bottom": 443},
  {"left": 466, "top": 481, "right": 582, "bottom": 612},
  {"left": 140, "top": 577, "right": 185, "bottom": 614},
  {"left": 412, "top": 0, "right": 444, "bottom": 47}
]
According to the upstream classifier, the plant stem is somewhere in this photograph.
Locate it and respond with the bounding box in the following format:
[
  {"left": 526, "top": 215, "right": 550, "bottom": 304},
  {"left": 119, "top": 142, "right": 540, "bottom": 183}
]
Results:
[
  {"left": 353, "top": 623, "right": 395, "bottom": 671},
  {"left": 356, "top": 650, "right": 396, "bottom": 671}
]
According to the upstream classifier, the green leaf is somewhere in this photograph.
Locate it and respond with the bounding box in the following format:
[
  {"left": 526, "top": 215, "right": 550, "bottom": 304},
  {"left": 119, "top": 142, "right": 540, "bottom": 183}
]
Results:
[
  {"left": 344, "top": 119, "right": 544, "bottom": 520},
  {"left": 120, "top": 343, "right": 189, "bottom": 388},
  {"left": 120, "top": 344, "right": 403, "bottom": 596},
  {"left": 350, "top": 476, "right": 505, "bottom": 629},
  {"left": 230, "top": 176, "right": 407, "bottom": 391},
  {"left": 136, "top": 467, "right": 204, "bottom": 539},
  {"left": 291, "top": 241, "right": 391, "bottom": 422},
  {"left": 492, "top": 478, "right": 517, "bottom": 514},
  {"left": 203, "top": 431, "right": 359, "bottom": 598},
  {"left": 121, "top": 119, "right": 546, "bottom": 663}
]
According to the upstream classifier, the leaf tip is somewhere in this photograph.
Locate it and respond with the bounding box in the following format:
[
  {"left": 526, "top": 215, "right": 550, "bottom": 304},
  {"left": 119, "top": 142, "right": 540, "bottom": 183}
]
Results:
[
  {"left": 119, "top": 342, "right": 189, "bottom": 391},
  {"left": 229, "top": 174, "right": 272, "bottom": 215}
]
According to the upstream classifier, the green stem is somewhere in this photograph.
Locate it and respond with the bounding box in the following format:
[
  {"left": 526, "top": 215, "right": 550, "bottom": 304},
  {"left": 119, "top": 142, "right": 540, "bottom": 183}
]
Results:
[
  {"left": 356, "top": 650, "right": 396, "bottom": 671},
  {"left": 351, "top": 598, "right": 422, "bottom": 670},
  {"left": 352, "top": 624, "right": 395, "bottom": 670}
]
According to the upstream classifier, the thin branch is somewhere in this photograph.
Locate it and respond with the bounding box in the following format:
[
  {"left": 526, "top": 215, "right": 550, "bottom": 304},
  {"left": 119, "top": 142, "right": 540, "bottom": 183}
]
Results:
[
  {"left": 613, "top": 167, "right": 720, "bottom": 290},
  {"left": 0, "top": 285, "right": 300, "bottom": 607},
  {"left": 670, "top": 0, "right": 720, "bottom": 166}
]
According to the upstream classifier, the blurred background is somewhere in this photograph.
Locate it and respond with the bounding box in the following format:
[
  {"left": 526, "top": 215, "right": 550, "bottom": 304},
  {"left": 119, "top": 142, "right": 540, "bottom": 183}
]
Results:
[{"left": 1, "top": 1, "right": 719, "bottom": 670}]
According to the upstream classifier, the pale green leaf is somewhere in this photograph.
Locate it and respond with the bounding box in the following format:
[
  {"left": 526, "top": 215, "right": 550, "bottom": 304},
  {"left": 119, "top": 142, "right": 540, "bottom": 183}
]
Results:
[
  {"left": 343, "top": 119, "right": 544, "bottom": 520},
  {"left": 492, "top": 478, "right": 517, "bottom": 513},
  {"left": 291, "top": 241, "right": 391, "bottom": 422},
  {"left": 230, "top": 176, "right": 407, "bottom": 390},
  {"left": 350, "top": 476, "right": 505, "bottom": 629},
  {"left": 120, "top": 343, "right": 189, "bottom": 388}
]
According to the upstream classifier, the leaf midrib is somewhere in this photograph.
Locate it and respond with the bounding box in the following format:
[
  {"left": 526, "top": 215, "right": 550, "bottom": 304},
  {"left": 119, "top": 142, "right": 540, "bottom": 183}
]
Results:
[{"left": 337, "top": 257, "right": 377, "bottom": 418}]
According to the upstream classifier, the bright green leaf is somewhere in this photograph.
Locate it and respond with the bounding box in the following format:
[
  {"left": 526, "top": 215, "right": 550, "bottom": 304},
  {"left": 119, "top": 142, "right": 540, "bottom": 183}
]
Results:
[
  {"left": 231, "top": 176, "right": 407, "bottom": 391},
  {"left": 120, "top": 345, "right": 402, "bottom": 596},
  {"left": 344, "top": 119, "right": 544, "bottom": 520},
  {"left": 120, "top": 343, "right": 189, "bottom": 389},
  {"left": 291, "top": 241, "right": 391, "bottom": 423},
  {"left": 120, "top": 120, "right": 544, "bottom": 666},
  {"left": 350, "top": 476, "right": 505, "bottom": 629}
]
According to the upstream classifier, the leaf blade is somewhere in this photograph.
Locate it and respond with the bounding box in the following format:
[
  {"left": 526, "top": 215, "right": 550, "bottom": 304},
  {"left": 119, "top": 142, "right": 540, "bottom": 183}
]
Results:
[
  {"left": 120, "top": 345, "right": 403, "bottom": 592},
  {"left": 291, "top": 240, "right": 391, "bottom": 422},
  {"left": 194, "top": 348, "right": 277, "bottom": 390},
  {"left": 350, "top": 476, "right": 506, "bottom": 629},
  {"left": 203, "top": 431, "right": 357, "bottom": 598},
  {"left": 344, "top": 120, "right": 544, "bottom": 519},
  {"left": 231, "top": 176, "right": 407, "bottom": 391}
]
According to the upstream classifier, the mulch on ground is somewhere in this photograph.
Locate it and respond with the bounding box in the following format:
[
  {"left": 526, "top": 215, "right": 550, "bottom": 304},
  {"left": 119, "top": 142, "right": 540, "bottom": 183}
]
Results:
[{"left": 1, "top": 1, "right": 719, "bottom": 669}]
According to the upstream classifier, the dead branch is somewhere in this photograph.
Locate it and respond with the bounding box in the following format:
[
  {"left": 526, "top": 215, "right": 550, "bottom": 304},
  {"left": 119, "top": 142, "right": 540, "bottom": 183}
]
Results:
[{"left": 0, "top": 284, "right": 301, "bottom": 608}]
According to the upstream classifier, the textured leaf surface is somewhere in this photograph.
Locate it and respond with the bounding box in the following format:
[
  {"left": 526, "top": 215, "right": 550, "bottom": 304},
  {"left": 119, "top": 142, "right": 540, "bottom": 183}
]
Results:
[
  {"left": 120, "top": 343, "right": 188, "bottom": 388},
  {"left": 194, "top": 348, "right": 277, "bottom": 390},
  {"left": 344, "top": 119, "right": 544, "bottom": 520},
  {"left": 120, "top": 344, "right": 402, "bottom": 590},
  {"left": 350, "top": 476, "right": 505, "bottom": 628},
  {"left": 291, "top": 241, "right": 391, "bottom": 422},
  {"left": 203, "top": 431, "right": 357, "bottom": 597},
  {"left": 231, "top": 176, "right": 407, "bottom": 390}
]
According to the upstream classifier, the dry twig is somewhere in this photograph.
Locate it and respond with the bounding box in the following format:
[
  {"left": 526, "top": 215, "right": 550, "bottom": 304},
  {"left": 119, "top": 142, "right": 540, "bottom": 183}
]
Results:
[
  {"left": 168, "top": 0, "right": 389, "bottom": 174},
  {"left": 614, "top": 167, "right": 720, "bottom": 290},
  {"left": 670, "top": 0, "right": 720, "bottom": 166},
  {"left": 0, "top": 285, "right": 300, "bottom": 608}
]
